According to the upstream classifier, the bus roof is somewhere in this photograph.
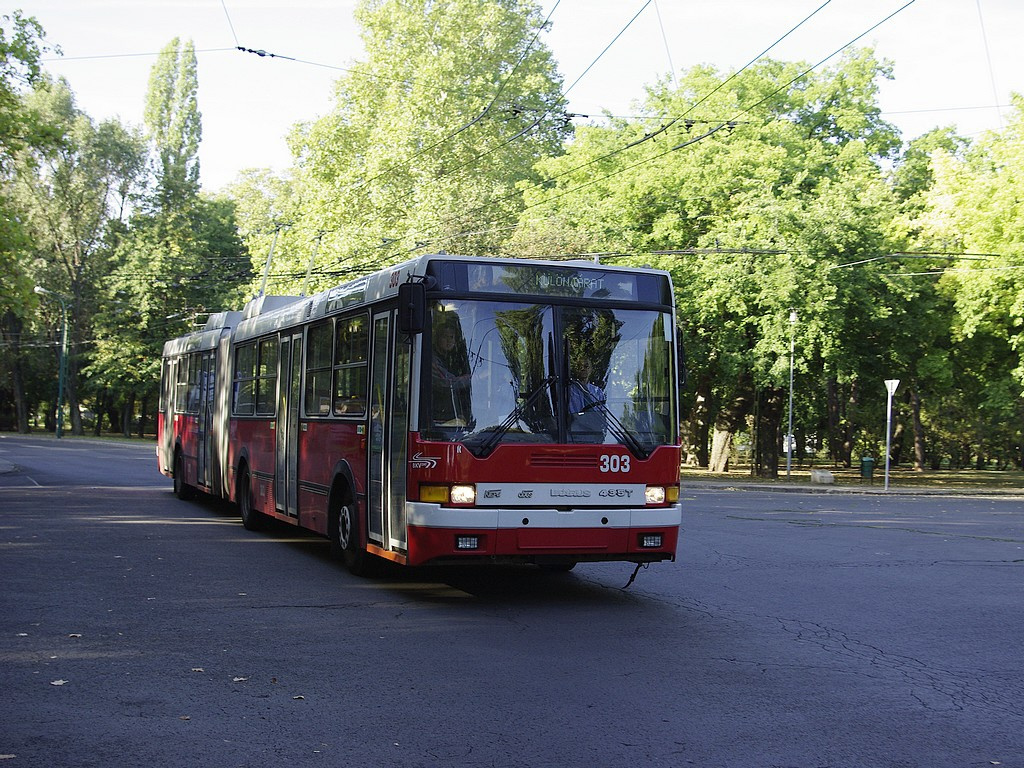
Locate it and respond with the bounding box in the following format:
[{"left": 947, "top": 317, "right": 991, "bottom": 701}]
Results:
[{"left": 226, "top": 254, "right": 674, "bottom": 343}]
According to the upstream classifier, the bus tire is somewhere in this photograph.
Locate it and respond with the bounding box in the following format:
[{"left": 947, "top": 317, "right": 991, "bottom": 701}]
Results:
[
  {"left": 237, "top": 464, "right": 263, "bottom": 531},
  {"left": 173, "top": 450, "right": 195, "bottom": 501},
  {"left": 330, "top": 495, "right": 370, "bottom": 576}
]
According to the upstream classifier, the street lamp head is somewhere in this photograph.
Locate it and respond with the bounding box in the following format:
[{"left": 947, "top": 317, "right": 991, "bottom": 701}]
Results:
[{"left": 34, "top": 285, "right": 48, "bottom": 296}]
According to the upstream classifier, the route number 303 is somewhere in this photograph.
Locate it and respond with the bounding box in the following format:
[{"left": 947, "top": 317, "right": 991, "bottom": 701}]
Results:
[{"left": 599, "top": 454, "right": 631, "bottom": 473}]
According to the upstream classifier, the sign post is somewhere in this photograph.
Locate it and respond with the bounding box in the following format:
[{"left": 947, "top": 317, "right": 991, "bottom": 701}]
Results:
[
  {"left": 786, "top": 310, "right": 797, "bottom": 478},
  {"left": 884, "top": 379, "right": 900, "bottom": 491}
]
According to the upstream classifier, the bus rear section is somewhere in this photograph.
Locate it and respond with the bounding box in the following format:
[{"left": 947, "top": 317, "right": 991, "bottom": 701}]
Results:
[{"left": 157, "top": 311, "right": 241, "bottom": 501}]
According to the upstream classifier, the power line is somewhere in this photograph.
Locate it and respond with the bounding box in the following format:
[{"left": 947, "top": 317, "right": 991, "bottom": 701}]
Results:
[
  {"left": 404, "top": 0, "right": 839, "bottom": 244},
  {"left": 731, "top": 0, "right": 916, "bottom": 126},
  {"left": 653, "top": 0, "right": 677, "bottom": 92},
  {"left": 516, "top": 0, "right": 919, "bottom": 216},
  {"left": 304, "top": 0, "right": 659, "bottom": 267},
  {"left": 220, "top": 0, "right": 241, "bottom": 48},
  {"left": 41, "top": 47, "right": 235, "bottom": 62},
  {"left": 349, "top": 0, "right": 566, "bottom": 195},
  {"left": 881, "top": 103, "right": 1013, "bottom": 117},
  {"left": 975, "top": 0, "right": 1003, "bottom": 129},
  {"left": 562, "top": 0, "right": 652, "bottom": 98}
]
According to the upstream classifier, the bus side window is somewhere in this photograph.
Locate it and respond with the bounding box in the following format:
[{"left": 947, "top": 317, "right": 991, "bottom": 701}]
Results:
[
  {"left": 333, "top": 314, "right": 368, "bottom": 416},
  {"left": 233, "top": 343, "right": 257, "bottom": 416},
  {"left": 255, "top": 337, "right": 279, "bottom": 416},
  {"left": 174, "top": 355, "right": 189, "bottom": 413},
  {"left": 186, "top": 352, "right": 201, "bottom": 414},
  {"left": 159, "top": 358, "right": 171, "bottom": 414},
  {"left": 305, "top": 321, "right": 333, "bottom": 416}
]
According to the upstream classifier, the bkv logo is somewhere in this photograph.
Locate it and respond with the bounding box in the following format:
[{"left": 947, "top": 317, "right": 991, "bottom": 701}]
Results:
[
  {"left": 518, "top": 489, "right": 534, "bottom": 499},
  {"left": 409, "top": 452, "right": 440, "bottom": 470}
]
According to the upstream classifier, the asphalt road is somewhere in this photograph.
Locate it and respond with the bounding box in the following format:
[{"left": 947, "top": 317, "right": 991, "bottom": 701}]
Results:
[{"left": 1, "top": 434, "right": 1022, "bottom": 768}]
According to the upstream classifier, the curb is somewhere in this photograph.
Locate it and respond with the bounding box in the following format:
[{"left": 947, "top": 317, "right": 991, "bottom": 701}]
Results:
[{"left": 681, "top": 480, "right": 1024, "bottom": 498}]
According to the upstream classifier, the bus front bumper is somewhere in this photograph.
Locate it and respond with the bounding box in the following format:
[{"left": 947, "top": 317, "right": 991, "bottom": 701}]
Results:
[{"left": 404, "top": 502, "right": 681, "bottom": 567}]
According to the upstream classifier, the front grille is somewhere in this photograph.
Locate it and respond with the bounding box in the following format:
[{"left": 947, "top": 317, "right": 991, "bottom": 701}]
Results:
[{"left": 529, "top": 453, "right": 598, "bottom": 468}]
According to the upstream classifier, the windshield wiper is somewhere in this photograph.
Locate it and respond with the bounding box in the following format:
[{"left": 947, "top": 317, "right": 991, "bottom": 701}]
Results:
[
  {"left": 567, "top": 380, "right": 650, "bottom": 460},
  {"left": 473, "top": 375, "right": 556, "bottom": 457}
]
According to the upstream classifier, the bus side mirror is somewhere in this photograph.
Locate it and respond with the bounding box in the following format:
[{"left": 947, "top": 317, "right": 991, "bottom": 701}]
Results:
[{"left": 398, "top": 281, "right": 426, "bottom": 335}]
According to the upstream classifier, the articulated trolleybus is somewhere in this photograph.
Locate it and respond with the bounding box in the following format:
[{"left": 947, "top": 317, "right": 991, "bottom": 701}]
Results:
[{"left": 158, "top": 255, "right": 682, "bottom": 574}]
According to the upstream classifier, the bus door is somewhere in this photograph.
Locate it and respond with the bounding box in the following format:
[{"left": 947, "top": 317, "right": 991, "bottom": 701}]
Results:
[
  {"left": 196, "top": 350, "right": 215, "bottom": 488},
  {"left": 368, "top": 311, "right": 411, "bottom": 553},
  {"left": 158, "top": 357, "right": 175, "bottom": 473},
  {"left": 275, "top": 332, "right": 302, "bottom": 518}
]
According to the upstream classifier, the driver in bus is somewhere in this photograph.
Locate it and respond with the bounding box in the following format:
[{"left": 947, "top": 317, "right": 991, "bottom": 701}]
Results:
[
  {"left": 568, "top": 357, "right": 607, "bottom": 440},
  {"left": 431, "top": 322, "right": 472, "bottom": 425}
]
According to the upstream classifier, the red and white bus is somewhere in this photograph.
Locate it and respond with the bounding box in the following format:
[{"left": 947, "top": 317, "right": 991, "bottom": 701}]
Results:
[{"left": 158, "top": 254, "right": 682, "bottom": 574}]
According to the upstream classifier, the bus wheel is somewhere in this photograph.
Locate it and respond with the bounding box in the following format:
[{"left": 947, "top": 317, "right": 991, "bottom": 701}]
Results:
[
  {"left": 173, "top": 450, "right": 194, "bottom": 501},
  {"left": 331, "top": 500, "right": 370, "bottom": 576},
  {"left": 238, "top": 465, "right": 263, "bottom": 531}
]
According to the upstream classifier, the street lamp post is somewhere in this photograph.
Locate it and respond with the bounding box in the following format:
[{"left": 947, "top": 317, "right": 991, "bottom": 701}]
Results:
[
  {"left": 786, "top": 310, "right": 797, "bottom": 478},
  {"left": 884, "top": 378, "right": 900, "bottom": 491},
  {"left": 34, "top": 286, "right": 70, "bottom": 438}
]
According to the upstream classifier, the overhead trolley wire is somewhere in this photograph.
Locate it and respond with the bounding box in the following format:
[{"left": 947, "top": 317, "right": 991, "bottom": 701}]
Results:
[
  {"left": 513, "top": 0, "right": 919, "bottom": 218},
  {"left": 303, "top": 0, "right": 657, "bottom": 266},
  {"left": 350, "top": 0, "right": 565, "bottom": 195},
  {"left": 220, "top": 0, "right": 241, "bottom": 48},
  {"left": 410, "top": 0, "right": 839, "bottom": 244}
]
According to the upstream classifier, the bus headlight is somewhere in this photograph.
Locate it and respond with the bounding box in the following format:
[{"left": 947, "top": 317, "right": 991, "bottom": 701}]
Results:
[
  {"left": 644, "top": 485, "right": 666, "bottom": 504},
  {"left": 450, "top": 484, "right": 476, "bottom": 505}
]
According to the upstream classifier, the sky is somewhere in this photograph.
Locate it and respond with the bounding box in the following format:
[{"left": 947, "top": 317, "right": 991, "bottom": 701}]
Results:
[{"left": 19, "top": 0, "right": 1024, "bottom": 192}]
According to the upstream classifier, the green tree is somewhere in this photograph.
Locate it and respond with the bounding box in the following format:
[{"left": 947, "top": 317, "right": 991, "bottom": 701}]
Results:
[
  {"left": 278, "top": 0, "right": 569, "bottom": 293},
  {"left": 11, "top": 76, "right": 145, "bottom": 435},
  {"left": 144, "top": 37, "right": 201, "bottom": 214},
  {"left": 1, "top": 10, "right": 54, "bottom": 431},
  {"left": 95, "top": 38, "right": 249, "bottom": 435},
  {"left": 515, "top": 51, "right": 902, "bottom": 476},
  {"left": 915, "top": 96, "right": 1024, "bottom": 467}
]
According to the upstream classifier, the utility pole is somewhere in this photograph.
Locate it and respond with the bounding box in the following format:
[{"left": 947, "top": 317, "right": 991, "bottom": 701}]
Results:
[{"left": 34, "top": 286, "right": 71, "bottom": 438}]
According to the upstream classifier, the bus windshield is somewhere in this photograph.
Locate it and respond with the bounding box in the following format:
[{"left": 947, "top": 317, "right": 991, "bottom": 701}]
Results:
[{"left": 424, "top": 300, "right": 676, "bottom": 457}]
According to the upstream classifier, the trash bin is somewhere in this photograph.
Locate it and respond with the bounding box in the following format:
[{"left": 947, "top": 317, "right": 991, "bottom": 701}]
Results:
[{"left": 860, "top": 456, "right": 875, "bottom": 482}]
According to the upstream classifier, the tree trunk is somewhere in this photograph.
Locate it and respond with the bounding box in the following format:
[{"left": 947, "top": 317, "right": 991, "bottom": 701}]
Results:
[
  {"left": 911, "top": 387, "right": 925, "bottom": 471},
  {"left": 93, "top": 390, "right": 106, "bottom": 436},
  {"left": 138, "top": 395, "right": 148, "bottom": 439},
  {"left": 826, "top": 378, "right": 844, "bottom": 466},
  {"left": 66, "top": 354, "right": 84, "bottom": 436},
  {"left": 681, "top": 376, "right": 711, "bottom": 467},
  {"left": 709, "top": 428, "right": 732, "bottom": 472},
  {"left": 709, "top": 389, "right": 750, "bottom": 472},
  {"left": 839, "top": 381, "right": 858, "bottom": 468},
  {"left": 106, "top": 398, "right": 121, "bottom": 433},
  {"left": 891, "top": 412, "right": 905, "bottom": 466},
  {"left": 827, "top": 378, "right": 860, "bottom": 468},
  {"left": 121, "top": 394, "right": 135, "bottom": 438},
  {"left": 1, "top": 311, "right": 30, "bottom": 433},
  {"left": 753, "top": 387, "right": 783, "bottom": 479}
]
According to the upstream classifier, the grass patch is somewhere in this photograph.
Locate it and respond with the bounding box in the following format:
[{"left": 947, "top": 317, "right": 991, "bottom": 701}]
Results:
[{"left": 682, "top": 465, "right": 1024, "bottom": 490}]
